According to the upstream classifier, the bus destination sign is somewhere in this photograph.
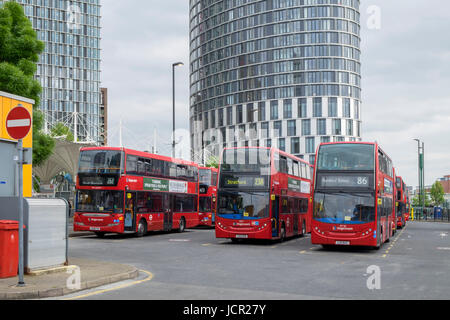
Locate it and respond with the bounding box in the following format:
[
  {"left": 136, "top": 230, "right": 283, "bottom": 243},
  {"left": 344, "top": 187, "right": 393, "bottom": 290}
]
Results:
[
  {"left": 317, "top": 173, "right": 373, "bottom": 189},
  {"left": 221, "top": 175, "right": 268, "bottom": 189}
]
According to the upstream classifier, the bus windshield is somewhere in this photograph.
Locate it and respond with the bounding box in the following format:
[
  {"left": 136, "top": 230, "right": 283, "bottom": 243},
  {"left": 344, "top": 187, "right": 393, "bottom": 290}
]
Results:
[
  {"left": 317, "top": 144, "right": 375, "bottom": 171},
  {"left": 218, "top": 191, "right": 270, "bottom": 219},
  {"left": 199, "top": 169, "right": 212, "bottom": 186},
  {"left": 313, "top": 192, "right": 375, "bottom": 224},
  {"left": 221, "top": 148, "right": 271, "bottom": 175},
  {"left": 77, "top": 190, "right": 124, "bottom": 214},
  {"left": 199, "top": 197, "right": 212, "bottom": 212},
  {"left": 79, "top": 150, "right": 123, "bottom": 174}
]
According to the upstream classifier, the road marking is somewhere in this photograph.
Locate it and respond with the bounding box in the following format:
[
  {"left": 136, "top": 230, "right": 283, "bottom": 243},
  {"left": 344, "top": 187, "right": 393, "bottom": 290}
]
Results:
[
  {"left": 382, "top": 227, "right": 406, "bottom": 258},
  {"left": 437, "top": 247, "right": 450, "bottom": 251},
  {"left": 202, "top": 243, "right": 212, "bottom": 247},
  {"left": 63, "top": 269, "right": 154, "bottom": 300},
  {"left": 299, "top": 250, "right": 307, "bottom": 254}
]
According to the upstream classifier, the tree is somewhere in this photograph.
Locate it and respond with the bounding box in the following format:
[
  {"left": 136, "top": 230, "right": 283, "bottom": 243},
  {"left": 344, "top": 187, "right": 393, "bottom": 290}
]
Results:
[
  {"left": 412, "top": 193, "right": 431, "bottom": 208},
  {"left": 0, "top": 2, "right": 54, "bottom": 166},
  {"left": 51, "top": 122, "right": 74, "bottom": 142},
  {"left": 430, "top": 181, "right": 445, "bottom": 207},
  {"left": 205, "top": 155, "right": 219, "bottom": 169}
]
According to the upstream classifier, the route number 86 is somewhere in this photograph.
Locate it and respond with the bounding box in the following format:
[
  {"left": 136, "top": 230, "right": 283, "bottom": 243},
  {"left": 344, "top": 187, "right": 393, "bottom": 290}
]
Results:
[{"left": 357, "top": 177, "right": 368, "bottom": 185}]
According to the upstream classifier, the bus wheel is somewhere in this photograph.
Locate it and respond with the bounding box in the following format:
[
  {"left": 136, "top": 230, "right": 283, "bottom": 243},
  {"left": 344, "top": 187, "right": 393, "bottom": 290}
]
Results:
[
  {"left": 136, "top": 219, "right": 147, "bottom": 237},
  {"left": 374, "top": 232, "right": 382, "bottom": 250},
  {"left": 178, "top": 217, "right": 186, "bottom": 233},
  {"left": 95, "top": 232, "right": 106, "bottom": 238},
  {"left": 301, "top": 222, "right": 307, "bottom": 237},
  {"left": 280, "top": 225, "right": 286, "bottom": 242}
]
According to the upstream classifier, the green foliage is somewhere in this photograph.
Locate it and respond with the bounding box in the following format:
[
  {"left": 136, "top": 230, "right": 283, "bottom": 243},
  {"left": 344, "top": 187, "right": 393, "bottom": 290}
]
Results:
[
  {"left": 0, "top": 1, "right": 44, "bottom": 106},
  {"left": 412, "top": 193, "right": 431, "bottom": 207},
  {"left": 430, "top": 181, "right": 445, "bottom": 207},
  {"left": 51, "top": 122, "right": 74, "bottom": 142},
  {"left": 205, "top": 156, "right": 219, "bottom": 169},
  {"left": 0, "top": 2, "right": 54, "bottom": 167}
]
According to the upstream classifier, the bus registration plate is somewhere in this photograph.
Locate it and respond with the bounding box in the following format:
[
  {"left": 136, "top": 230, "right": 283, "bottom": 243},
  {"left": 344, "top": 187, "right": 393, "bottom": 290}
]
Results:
[
  {"left": 335, "top": 241, "right": 350, "bottom": 245},
  {"left": 90, "top": 227, "right": 101, "bottom": 231},
  {"left": 235, "top": 235, "right": 248, "bottom": 239}
]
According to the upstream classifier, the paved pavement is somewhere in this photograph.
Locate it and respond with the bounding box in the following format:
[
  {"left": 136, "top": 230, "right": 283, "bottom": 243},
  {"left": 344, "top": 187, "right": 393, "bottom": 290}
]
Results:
[
  {"left": 0, "top": 257, "right": 138, "bottom": 300},
  {"left": 0, "top": 217, "right": 138, "bottom": 300}
]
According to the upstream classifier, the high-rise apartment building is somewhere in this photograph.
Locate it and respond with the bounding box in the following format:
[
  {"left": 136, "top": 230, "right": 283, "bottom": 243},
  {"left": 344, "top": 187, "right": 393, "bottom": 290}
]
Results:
[
  {"left": 0, "top": 0, "right": 102, "bottom": 144},
  {"left": 190, "top": 0, "right": 362, "bottom": 164}
]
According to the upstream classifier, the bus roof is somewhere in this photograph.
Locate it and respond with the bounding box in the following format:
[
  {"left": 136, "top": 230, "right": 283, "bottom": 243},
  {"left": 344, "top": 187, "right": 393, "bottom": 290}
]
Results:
[
  {"left": 221, "top": 146, "right": 313, "bottom": 168},
  {"left": 79, "top": 146, "right": 199, "bottom": 167},
  {"left": 318, "top": 141, "right": 393, "bottom": 162}
]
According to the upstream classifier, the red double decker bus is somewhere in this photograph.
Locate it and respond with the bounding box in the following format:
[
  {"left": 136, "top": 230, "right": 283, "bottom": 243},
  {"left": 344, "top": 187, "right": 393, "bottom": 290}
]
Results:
[
  {"left": 198, "top": 167, "right": 218, "bottom": 227},
  {"left": 311, "top": 142, "right": 395, "bottom": 249},
  {"left": 395, "top": 176, "right": 407, "bottom": 228},
  {"left": 74, "top": 147, "right": 199, "bottom": 237},
  {"left": 215, "top": 147, "right": 313, "bottom": 242}
]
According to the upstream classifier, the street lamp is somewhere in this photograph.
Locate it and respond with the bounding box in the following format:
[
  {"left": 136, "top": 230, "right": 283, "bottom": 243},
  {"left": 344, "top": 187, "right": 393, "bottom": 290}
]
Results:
[
  {"left": 413, "top": 138, "right": 425, "bottom": 219},
  {"left": 172, "top": 62, "right": 184, "bottom": 158}
]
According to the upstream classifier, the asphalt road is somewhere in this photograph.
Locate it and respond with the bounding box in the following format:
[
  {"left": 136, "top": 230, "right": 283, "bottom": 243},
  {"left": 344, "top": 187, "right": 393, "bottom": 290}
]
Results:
[{"left": 64, "top": 221, "right": 450, "bottom": 300}]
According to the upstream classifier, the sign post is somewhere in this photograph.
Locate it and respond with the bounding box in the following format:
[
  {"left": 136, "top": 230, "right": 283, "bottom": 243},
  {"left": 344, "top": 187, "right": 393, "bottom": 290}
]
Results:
[{"left": 6, "top": 105, "right": 32, "bottom": 287}]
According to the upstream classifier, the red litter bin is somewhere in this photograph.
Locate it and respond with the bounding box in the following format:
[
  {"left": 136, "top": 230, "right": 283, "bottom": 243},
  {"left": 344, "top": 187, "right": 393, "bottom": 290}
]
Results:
[{"left": 0, "top": 220, "right": 19, "bottom": 279}]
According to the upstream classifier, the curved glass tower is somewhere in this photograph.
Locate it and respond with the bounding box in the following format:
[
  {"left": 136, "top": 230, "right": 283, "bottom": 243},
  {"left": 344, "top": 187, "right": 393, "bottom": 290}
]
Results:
[{"left": 190, "top": 0, "right": 362, "bottom": 164}]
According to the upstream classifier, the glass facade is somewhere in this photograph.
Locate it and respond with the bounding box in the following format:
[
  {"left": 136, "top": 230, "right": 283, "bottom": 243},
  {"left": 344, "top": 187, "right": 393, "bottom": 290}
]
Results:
[
  {"left": 1, "top": 0, "right": 102, "bottom": 144},
  {"left": 190, "top": 0, "right": 362, "bottom": 164}
]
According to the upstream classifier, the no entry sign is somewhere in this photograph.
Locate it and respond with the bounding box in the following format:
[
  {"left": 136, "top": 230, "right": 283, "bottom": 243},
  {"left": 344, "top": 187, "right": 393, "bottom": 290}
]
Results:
[{"left": 6, "top": 105, "right": 32, "bottom": 140}]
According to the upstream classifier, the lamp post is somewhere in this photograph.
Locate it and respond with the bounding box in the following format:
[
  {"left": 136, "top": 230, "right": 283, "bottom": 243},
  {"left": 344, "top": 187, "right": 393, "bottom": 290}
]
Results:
[
  {"left": 172, "top": 62, "right": 184, "bottom": 158},
  {"left": 413, "top": 139, "right": 424, "bottom": 219}
]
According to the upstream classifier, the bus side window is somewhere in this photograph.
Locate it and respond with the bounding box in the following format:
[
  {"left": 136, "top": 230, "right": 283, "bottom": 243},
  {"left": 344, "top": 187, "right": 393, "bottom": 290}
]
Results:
[
  {"left": 293, "top": 161, "right": 299, "bottom": 177},
  {"left": 126, "top": 155, "right": 138, "bottom": 175}
]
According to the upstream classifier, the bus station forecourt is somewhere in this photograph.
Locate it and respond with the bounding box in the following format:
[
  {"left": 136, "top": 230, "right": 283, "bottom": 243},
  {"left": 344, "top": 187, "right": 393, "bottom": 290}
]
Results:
[{"left": 1, "top": 142, "right": 421, "bottom": 300}]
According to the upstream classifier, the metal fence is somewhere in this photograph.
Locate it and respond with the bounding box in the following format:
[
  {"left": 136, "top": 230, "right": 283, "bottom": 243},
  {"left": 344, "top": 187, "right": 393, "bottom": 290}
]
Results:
[{"left": 412, "top": 207, "right": 450, "bottom": 222}]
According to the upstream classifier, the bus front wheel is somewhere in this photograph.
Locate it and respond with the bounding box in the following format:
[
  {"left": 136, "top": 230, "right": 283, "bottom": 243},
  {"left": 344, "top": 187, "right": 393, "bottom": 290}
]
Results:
[
  {"left": 136, "top": 219, "right": 147, "bottom": 237},
  {"left": 178, "top": 217, "right": 186, "bottom": 233}
]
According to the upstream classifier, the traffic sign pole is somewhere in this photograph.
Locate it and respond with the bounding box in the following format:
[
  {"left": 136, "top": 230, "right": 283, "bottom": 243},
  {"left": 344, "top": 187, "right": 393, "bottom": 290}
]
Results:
[
  {"left": 17, "top": 139, "right": 25, "bottom": 287},
  {"left": 6, "top": 105, "right": 32, "bottom": 287}
]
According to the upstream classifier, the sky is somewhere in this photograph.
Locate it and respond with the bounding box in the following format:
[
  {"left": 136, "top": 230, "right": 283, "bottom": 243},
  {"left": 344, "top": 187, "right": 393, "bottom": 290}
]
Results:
[{"left": 101, "top": 0, "right": 450, "bottom": 188}]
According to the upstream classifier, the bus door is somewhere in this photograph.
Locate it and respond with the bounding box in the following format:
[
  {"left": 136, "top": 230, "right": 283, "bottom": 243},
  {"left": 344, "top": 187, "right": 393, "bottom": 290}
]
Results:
[
  {"left": 163, "top": 194, "right": 173, "bottom": 231},
  {"left": 211, "top": 196, "right": 216, "bottom": 224},
  {"left": 271, "top": 196, "right": 280, "bottom": 238},
  {"left": 125, "top": 192, "right": 136, "bottom": 232}
]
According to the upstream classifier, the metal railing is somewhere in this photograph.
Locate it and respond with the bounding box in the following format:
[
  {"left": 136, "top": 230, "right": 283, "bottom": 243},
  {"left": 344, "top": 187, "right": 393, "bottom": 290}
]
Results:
[{"left": 412, "top": 207, "right": 450, "bottom": 222}]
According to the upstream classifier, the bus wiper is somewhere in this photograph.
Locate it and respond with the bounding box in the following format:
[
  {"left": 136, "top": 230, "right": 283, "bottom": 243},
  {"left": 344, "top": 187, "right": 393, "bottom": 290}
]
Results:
[{"left": 320, "top": 190, "right": 372, "bottom": 197}]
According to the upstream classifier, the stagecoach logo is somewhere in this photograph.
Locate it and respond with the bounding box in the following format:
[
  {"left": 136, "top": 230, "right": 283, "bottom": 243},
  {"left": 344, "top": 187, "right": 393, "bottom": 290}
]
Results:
[{"left": 335, "top": 225, "right": 354, "bottom": 231}]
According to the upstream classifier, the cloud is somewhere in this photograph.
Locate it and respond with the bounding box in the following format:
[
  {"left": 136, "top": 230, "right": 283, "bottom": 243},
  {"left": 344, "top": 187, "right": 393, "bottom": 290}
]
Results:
[
  {"left": 360, "top": 0, "right": 450, "bottom": 186},
  {"left": 101, "top": 0, "right": 190, "bottom": 156},
  {"left": 101, "top": 1, "right": 450, "bottom": 186}
]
